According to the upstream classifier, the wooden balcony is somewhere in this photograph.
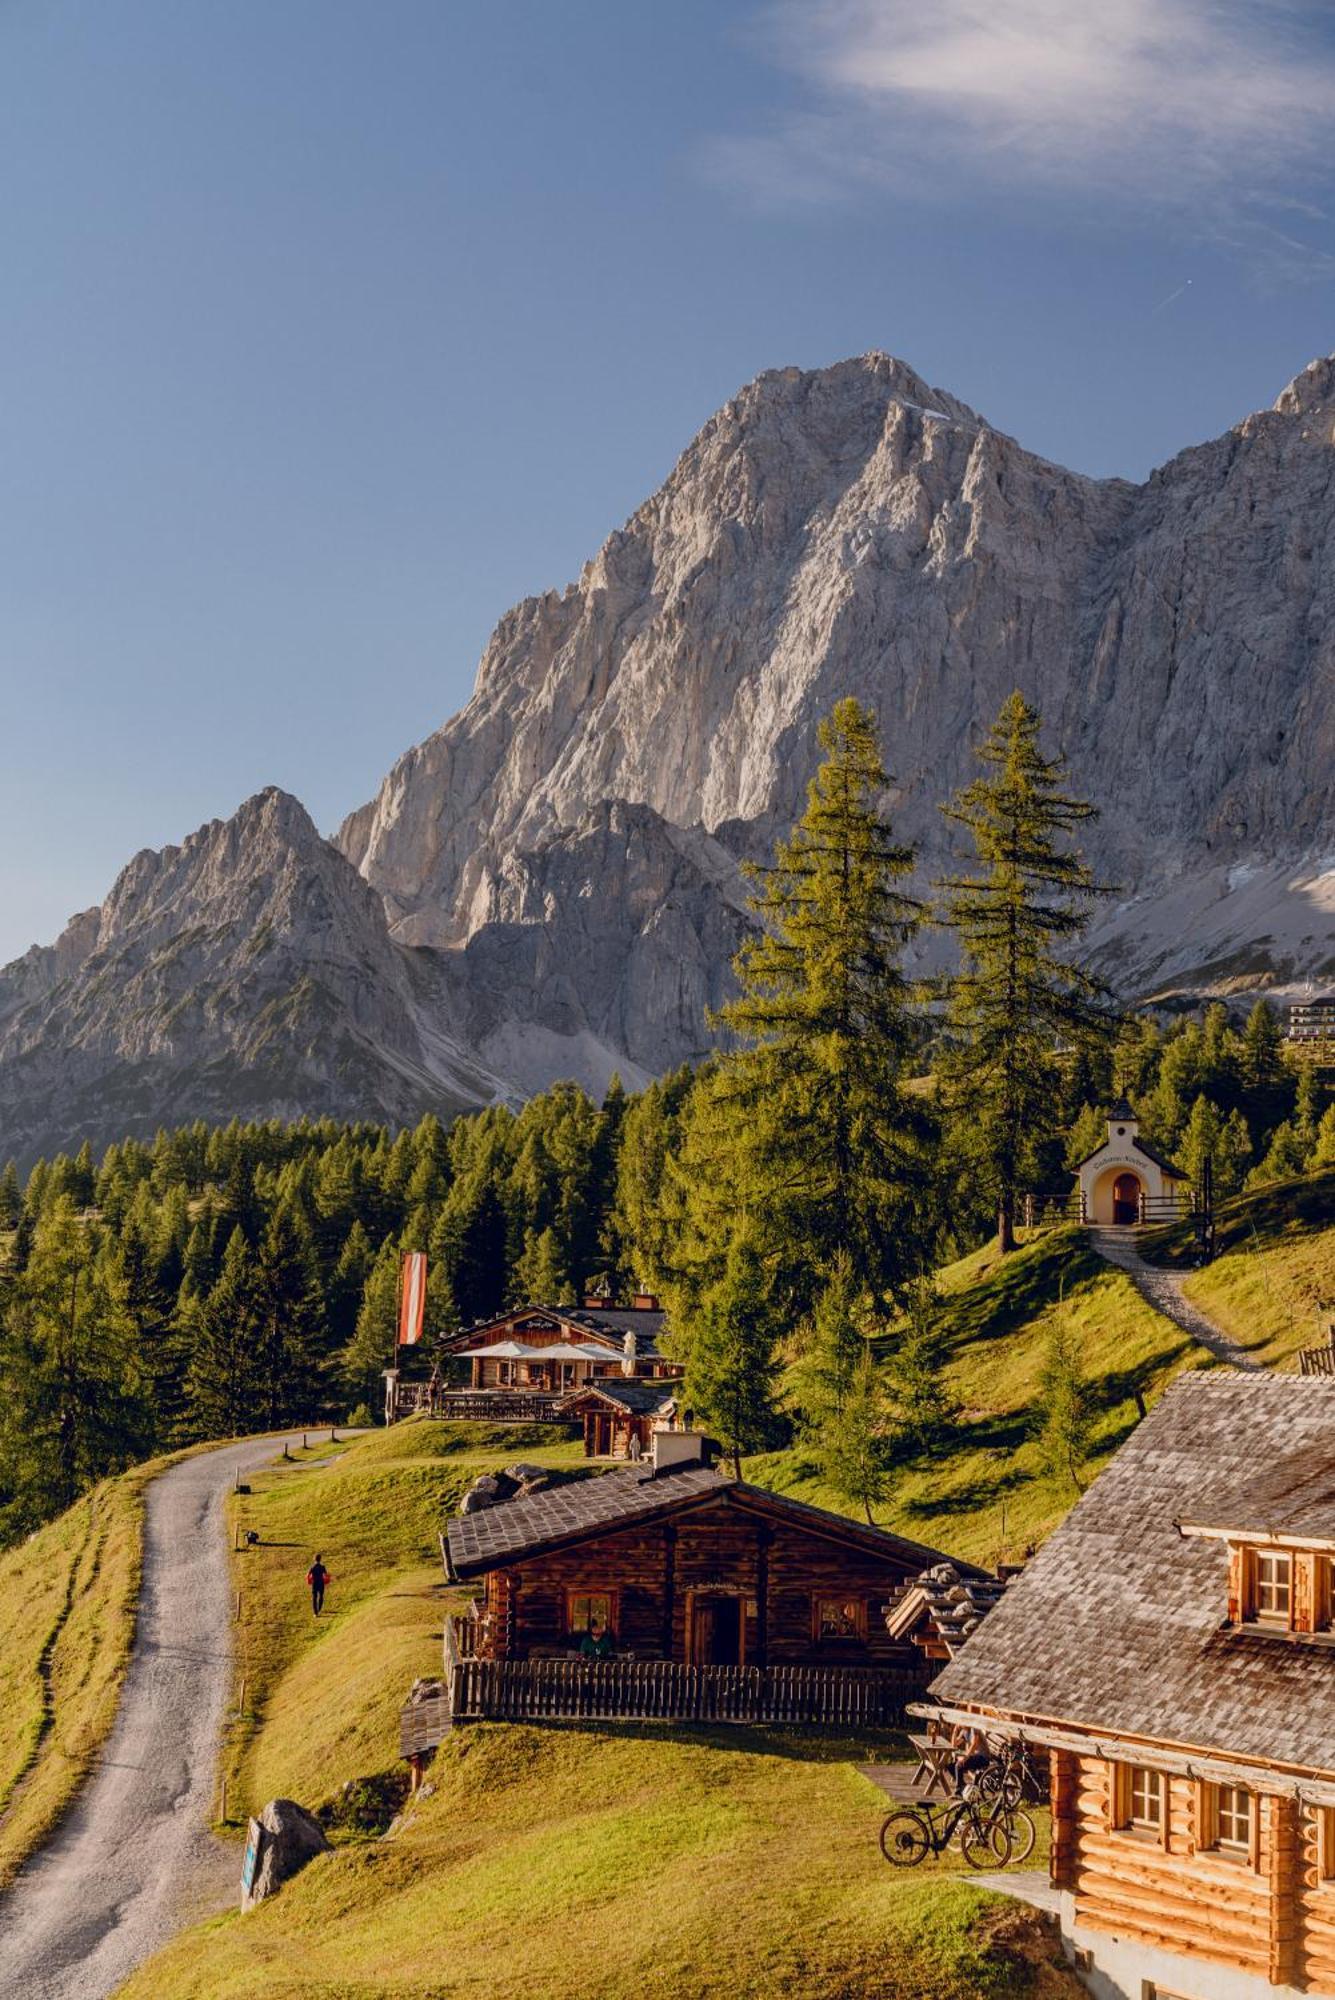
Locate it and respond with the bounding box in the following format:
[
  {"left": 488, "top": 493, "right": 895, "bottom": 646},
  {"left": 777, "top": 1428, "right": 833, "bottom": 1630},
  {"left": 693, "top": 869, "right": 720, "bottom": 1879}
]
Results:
[
  {"left": 399, "top": 1616, "right": 922, "bottom": 1753},
  {"left": 386, "top": 1386, "right": 571, "bottom": 1424}
]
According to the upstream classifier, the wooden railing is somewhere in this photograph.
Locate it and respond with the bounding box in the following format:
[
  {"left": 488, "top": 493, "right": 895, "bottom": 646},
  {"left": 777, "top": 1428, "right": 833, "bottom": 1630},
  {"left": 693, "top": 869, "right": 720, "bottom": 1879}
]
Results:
[
  {"left": 446, "top": 1653, "right": 919, "bottom": 1727},
  {"left": 1298, "top": 1329, "right": 1335, "bottom": 1378},
  {"left": 387, "top": 1387, "right": 572, "bottom": 1424},
  {"left": 435, "top": 1392, "right": 569, "bottom": 1422}
]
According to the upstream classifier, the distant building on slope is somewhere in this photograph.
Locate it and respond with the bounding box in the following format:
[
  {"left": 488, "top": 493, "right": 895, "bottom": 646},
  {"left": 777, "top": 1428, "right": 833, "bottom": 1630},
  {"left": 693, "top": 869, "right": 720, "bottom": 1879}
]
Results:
[
  {"left": 383, "top": 1294, "right": 683, "bottom": 1425},
  {"left": 925, "top": 1372, "right": 1335, "bottom": 2000},
  {"left": 1073, "top": 1098, "right": 1190, "bottom": 1226},
  {"left": 1287, "top": 997, "right": 1335, "bottom": 1071}
]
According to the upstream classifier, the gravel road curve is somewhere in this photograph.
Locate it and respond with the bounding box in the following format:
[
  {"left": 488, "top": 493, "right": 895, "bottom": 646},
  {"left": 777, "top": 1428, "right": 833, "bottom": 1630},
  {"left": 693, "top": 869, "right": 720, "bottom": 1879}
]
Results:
[{"left": 0, "top": 1433, "right": 305, "bottom": 2000}]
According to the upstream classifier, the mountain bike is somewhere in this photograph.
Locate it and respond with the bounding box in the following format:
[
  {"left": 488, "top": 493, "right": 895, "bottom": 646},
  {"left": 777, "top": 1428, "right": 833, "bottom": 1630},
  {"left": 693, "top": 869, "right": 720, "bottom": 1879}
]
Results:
[{"left": 879, "top": 1789, "right": 1013, "bottom": 1869}]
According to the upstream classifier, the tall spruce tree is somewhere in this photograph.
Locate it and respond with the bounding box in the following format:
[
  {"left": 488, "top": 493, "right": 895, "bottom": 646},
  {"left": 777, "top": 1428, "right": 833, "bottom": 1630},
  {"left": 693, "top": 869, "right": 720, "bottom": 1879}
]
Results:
[
  {"left": 938, "top": 691, "right": 1114, "bottom": 1252},
  {"left": 680, "top": 697, "right": 931, "bottom": 1318}
]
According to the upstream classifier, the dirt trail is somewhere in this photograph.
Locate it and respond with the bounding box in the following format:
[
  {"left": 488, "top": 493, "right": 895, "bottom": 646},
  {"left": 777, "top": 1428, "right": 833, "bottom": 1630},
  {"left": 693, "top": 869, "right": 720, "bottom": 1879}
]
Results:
[
  {"left": 0, "top": 1433, "right": 303, "bottom": 2000},
  {"left": 1087, "top": 1228, "right": 1260, "bottom": 1370}
]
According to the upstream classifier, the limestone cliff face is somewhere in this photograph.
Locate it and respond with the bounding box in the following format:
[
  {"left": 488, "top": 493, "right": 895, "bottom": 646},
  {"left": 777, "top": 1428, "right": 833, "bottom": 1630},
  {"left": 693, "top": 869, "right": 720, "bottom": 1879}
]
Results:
[
  {"left": 0, "top": 789, "right": 503, "bottom": 1162},
  {"left": 5, "top": 351, "right": 1335, "bottom": 1161},
  {"left": 339, "top": 350, "right": 1335, "bottom": 1001}
]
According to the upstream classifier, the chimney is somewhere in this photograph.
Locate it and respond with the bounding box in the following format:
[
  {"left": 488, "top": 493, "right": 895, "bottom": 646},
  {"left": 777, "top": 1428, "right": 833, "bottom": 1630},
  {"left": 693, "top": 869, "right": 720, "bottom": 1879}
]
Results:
[
  {"left": 584, "top": 1292, "right": 613, "bottom": 1309},
  {"left": 651, "top": 1427, "right": 711, "bottom": 1475},
  {"left": 622, "top": 1330, "right": 638, "bottom": 1377},
  {"left": 632, "top": 1290, "right": 658, "bottom": 1311}
]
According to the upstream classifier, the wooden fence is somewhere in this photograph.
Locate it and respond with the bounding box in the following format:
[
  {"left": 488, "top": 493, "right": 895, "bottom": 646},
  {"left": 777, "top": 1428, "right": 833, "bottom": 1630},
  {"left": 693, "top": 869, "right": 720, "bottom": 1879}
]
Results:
[
  {"left": 1298, "top": 1329, "right": 1335, "bottom": 1378},
  {"left": 445, "top": 1654, "right": 919, "bottom": 1726}
]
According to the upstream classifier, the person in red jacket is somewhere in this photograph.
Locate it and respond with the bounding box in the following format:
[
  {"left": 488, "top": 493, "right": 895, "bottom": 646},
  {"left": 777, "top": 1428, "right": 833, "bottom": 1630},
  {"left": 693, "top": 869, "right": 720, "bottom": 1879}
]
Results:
[{"left": 306, "top": 1555, "right": 330, "bottom": 1616}]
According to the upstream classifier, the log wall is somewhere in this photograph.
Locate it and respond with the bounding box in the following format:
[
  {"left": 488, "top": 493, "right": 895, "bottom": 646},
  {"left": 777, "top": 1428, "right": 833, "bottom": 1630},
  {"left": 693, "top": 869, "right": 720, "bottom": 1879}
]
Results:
[
  {"left": 1064, "top": 1752, "right": 1335, "bottom": 1989},
  {"left": 479, "top": 1499, "right": 925, "bottom": 1670}
]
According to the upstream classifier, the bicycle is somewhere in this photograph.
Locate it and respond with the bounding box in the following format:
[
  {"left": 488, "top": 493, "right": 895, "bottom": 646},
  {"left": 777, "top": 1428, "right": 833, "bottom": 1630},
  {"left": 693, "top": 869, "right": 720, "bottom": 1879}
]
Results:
[
  {"left": 974, "top": 1739, "right": 1045, "bottom": 1811},
  {"left": 879, "top": 1789, "right": 1014, "bottom": 1870}
]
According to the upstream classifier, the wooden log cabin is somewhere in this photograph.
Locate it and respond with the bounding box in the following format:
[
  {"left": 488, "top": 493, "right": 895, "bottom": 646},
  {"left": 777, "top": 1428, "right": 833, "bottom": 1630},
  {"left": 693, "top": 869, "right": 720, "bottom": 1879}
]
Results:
[
  {"left": 401, "top": 1431, "right": 987, "bottom": 1750},
  {"left": 925, "top": 1374, "right": 1335, "bottom": 2000},
  {"left": 556, "top": 1378, "right": 680, "bottom": 1458}
]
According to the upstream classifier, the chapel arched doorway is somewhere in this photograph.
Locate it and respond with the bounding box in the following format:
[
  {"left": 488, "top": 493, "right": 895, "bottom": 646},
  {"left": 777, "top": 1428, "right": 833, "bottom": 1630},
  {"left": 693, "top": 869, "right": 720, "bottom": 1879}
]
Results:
[{"left": 1112, "top": 1172, "right": 1142, "bottom": 1226}]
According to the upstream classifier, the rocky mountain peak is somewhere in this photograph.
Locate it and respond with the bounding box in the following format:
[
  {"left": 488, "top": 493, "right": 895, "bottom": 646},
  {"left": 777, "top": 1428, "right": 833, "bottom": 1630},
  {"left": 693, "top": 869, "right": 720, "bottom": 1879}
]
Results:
[{"left": 4, "top": 350, "right": 1335, "bottom": 1161}]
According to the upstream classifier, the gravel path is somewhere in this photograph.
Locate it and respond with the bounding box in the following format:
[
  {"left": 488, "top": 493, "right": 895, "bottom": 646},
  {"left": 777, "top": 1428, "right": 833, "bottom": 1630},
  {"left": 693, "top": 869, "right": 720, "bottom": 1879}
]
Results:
[
  {"left": 0, "top": 1433, "right": 304, "bottom": 2000},
  {"left": 1086, "top": 1228, "right": 1260, "bottom": 1370}
]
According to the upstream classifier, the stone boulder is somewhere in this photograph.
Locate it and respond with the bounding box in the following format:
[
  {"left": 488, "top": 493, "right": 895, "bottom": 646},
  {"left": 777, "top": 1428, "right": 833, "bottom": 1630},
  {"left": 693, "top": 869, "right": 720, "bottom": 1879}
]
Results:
[{"left": 241, "top": 1798, "right": 330, "bottom": 1911}]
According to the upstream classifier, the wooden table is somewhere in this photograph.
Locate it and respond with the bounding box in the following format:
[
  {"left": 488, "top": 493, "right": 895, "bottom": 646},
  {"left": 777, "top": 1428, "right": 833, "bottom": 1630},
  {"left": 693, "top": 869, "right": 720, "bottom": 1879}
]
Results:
[{"left": 908, "top": 1733, "right": 956, "bottom": 1798}]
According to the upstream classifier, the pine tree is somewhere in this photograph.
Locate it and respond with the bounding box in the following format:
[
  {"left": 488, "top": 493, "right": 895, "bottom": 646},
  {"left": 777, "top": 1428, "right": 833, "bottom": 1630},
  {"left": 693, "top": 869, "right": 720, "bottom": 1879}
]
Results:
[
  {"left": 250, "top": 1200, "right": 326, "bottom": 1426},
  {"left": 1036, "top": 1319, "right": 1093, "bottom": 1496},
  {"left": 0, "top": 1158, "right": 22, "bottom": 1229},
  {"left": 182, "top": 1229, "right": 263, "bottom": 1440},
  {"left": 687, "top": 1233, "right": 783, "bottom": 1476},
  {"left": 682, "top": 698, "right": 931, "bottom": 1317},
  {"left": 884, "top": 1279, "right": 957, "bottom": 1454},
  {"left": 788, "top": 1254, "right": 866, "bottom": 1439},
  {"left": 822, "top": 1351, "right": 893, "bottom": 1524},
  {"left": 938, "top": 691, "right": 1114, "bottom": 1253},
  {"left": 0, "top": 1198, "right": 148, "bottom": 1531},
  {"left": 341, "top": 1237, "right": 401, "bottom": 1410},
  {"left": 518, "top": 1226, "right": 570, "bottom": 1305},
  {"left": 1313, "top": 1105, "right": 1335, "bottom": 1170}
]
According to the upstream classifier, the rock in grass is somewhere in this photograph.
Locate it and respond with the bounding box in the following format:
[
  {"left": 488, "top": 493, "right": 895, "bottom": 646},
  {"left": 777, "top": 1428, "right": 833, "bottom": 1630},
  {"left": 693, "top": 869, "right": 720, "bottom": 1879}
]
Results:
[{"left": 241, "top": 1799, "right": 329, "bottom": 1910}]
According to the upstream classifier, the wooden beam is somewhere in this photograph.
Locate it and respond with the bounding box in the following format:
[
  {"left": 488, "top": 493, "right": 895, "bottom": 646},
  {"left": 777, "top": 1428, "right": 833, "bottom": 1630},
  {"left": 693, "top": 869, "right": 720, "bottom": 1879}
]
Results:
[{"left": 915, "top": 1701, "right": 1335, "bottom": 1809}]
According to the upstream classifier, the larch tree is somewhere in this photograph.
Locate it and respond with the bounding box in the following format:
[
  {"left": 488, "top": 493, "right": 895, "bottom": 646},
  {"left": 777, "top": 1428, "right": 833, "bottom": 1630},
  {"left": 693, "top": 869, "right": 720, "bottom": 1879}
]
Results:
[
  {"left": 679, "top": 697, "right": 932, "bottom": 1321},
  {"left": 687, "top": 1232, "right": 783, "bottom": 1477},
  {"left": 938, "top": 690, "right": 1114, "bottom": 1253}
]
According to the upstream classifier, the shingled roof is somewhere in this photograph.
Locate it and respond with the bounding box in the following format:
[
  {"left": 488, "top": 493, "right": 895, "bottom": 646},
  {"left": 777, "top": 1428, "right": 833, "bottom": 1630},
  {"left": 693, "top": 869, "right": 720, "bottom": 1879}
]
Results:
[
  {"left": 556, "top": 1379, "right": 678, "bottom": 1415},
  {"left": 930, "top": 1373, "right": 1335, "bottom": 1777},
  {"left": 884, "top": 1562, "right": 1008, "bottom": 1657},
  {"left": 1180, "top": 1448, "right": 1335, "bottom": 1546},
  {"left": 446, "top": 1463, "right": 983, "bottom": 1581}
]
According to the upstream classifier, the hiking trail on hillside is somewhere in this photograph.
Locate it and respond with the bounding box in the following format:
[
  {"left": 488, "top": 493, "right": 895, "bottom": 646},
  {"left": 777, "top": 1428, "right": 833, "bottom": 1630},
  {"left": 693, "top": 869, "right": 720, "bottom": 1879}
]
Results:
[
  {"left": 1087, "top": 1229, "right": 1259, "bottom": 1370},
  {"left": 0, "top": 1433, "right": 306, "bottom": 2000}
]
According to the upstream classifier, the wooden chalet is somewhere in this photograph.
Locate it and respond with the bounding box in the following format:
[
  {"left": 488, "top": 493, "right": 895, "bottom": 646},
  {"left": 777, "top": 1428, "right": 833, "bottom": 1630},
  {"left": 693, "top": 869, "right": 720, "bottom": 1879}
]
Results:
[
  {"left": 384, "top": 1294, "right": 683, "bottom": 1424},
  {"left": 401, "top": 1431, "right": 986, "bottom": 1752},
  {"left": 556, "top": 1377, "right": 680, "bottom": 1459},
  {"left": 925, "top": 1374, "right": 1335, "bottom": 2000}
]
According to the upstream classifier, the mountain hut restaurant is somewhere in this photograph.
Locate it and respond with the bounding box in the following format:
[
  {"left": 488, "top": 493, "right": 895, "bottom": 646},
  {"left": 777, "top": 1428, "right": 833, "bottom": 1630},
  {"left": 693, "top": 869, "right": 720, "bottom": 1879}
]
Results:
[
  {"left": 923, "top": 1373, "right": 1335, "bottom": 2000},
  {"left": 383, "top": 1295, "right": 683, "bottom": 1425},
  {"left": 400, "top": 1429, "right": 986, "bottom": 1755}
]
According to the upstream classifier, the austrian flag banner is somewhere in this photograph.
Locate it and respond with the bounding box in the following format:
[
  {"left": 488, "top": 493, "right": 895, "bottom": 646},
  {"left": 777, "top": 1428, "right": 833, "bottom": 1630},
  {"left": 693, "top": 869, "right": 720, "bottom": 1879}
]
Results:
[{"left": 398, "top": 1251, "right": 427, "bottom": 1347}]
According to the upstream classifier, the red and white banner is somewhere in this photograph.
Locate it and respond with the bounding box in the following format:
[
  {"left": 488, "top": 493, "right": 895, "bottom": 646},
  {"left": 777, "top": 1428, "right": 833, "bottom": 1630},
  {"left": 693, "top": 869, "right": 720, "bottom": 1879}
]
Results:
[{"left": 398, "top": 1252, "right": 427, "bottom": 1347}]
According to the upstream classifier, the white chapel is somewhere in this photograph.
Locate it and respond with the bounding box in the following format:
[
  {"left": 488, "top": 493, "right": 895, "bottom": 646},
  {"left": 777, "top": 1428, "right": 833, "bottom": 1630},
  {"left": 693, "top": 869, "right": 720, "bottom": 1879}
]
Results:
[{"left": 1074, "top": 1098, "right": 1190, "bottom": 1226}]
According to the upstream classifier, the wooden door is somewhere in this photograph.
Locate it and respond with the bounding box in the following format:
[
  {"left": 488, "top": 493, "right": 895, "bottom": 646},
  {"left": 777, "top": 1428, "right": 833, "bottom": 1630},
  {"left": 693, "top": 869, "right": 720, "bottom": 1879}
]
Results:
[
  {"left": 1112, "top": 1172, "right": 1141, "bottom": 1225},
  {"left": 689, "top": 1593, "right": 743, "bottom": 1666}
]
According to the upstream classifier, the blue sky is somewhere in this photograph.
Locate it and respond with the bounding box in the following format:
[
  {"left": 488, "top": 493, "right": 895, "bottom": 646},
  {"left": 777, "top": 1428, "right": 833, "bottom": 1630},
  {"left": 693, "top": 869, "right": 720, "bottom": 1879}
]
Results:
[{"left": 4, "top": 0, "right": 1335, "bottom": 962}]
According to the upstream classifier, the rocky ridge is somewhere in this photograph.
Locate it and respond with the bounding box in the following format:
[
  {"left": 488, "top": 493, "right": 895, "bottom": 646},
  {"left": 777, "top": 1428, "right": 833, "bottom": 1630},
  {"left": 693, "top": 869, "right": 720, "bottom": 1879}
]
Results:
[{"left": 4, "top": 350, "right": 1335, "bottom": 1160}]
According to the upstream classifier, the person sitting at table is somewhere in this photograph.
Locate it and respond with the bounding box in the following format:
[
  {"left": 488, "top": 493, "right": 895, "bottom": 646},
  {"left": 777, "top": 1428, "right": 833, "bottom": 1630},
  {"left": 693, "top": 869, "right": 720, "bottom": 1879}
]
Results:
[
  {"left": 580, "top": 1618, "right": 615, "bottom": 1659},
  {"left": 948, "top": 1722, "right": 990, "bottom": 1795}
]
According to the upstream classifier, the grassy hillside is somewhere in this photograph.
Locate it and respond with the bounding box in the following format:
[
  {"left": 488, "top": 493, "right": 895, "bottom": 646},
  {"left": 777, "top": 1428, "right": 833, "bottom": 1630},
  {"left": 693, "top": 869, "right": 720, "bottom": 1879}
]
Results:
[
  {"left": 0, "top": 1457, "right": 157, "bottom": 1887},
  {"left": 750, "top": 1225, "right": 1201, "bottom": 1566},
  {"left": 223, "top": 1422, "right": 588, "bottom": 1820},
  {"left": 1146, "top": 1169, "right": 1335, "bottom": 1368},
  {"left": 123, "top": 1424, "right": 1076, "bottom": 2000}
]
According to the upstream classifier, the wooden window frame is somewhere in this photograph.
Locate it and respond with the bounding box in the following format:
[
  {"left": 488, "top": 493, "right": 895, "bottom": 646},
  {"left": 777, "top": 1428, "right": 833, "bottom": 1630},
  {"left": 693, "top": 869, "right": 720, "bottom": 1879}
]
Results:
[
  {"left": 1251, "top": 1549, "right": 1293, "bottom": 1626},
  {"left": 1114, "top": 1763, "right": 1167, "bottom": 1845},
  {"left": 1204, "top": 1782, "right": 1257, "bottom": 1866},
  {"left": 564, "top": 1587, "right": 620, "bottom": 1638},
  {"left": 811, "top": 1594, "right": 868, "bottom": 1643},
  {"left": 1317, "top": 1807, "right": 1335, "bottom": 1886}
]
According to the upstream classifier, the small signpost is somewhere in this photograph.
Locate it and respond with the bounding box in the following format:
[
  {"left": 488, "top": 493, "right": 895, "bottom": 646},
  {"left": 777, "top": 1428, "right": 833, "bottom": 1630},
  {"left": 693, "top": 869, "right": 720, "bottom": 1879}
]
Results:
[{"left": 241, "top": 1817, "right": 267, "bottom": 1907}]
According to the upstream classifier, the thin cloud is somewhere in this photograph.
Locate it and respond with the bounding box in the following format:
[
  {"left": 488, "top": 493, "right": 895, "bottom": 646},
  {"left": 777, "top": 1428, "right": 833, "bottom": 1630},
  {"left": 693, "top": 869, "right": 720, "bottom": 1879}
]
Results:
[{"left": 711, "top": 0, "right": 1335, "bottom": 237}]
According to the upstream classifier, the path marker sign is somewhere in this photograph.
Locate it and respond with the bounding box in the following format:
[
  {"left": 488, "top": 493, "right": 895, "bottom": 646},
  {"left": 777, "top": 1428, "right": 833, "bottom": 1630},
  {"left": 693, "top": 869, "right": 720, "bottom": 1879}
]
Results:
[{"left": 241, "top": 1818, "right": 267, "bottom": 1903}]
